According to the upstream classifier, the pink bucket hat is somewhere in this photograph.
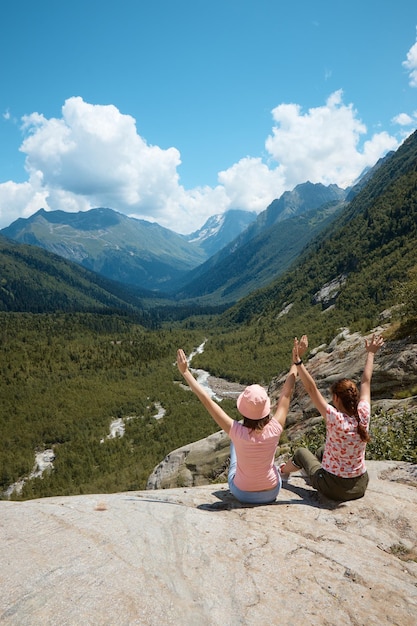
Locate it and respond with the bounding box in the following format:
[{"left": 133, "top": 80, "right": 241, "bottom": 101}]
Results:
[{"left": 237, "top": 384, "right": 271, "bottom": 420}]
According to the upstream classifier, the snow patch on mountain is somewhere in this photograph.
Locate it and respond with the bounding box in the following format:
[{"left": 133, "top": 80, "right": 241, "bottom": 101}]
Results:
[
  {"left": 187, "top": 214, "right": 226, "bottom": 244},
  {"left": 185, "top": 209, "right": 257, "bottom": 258}
]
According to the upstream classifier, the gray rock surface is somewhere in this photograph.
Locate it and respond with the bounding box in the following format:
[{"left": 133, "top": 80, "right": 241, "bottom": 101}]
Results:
[
  {"left": 146, "top": 430, "right": 230, "bottom": 489},
  {"left": 1, "top": 461, "right": 417, "bottom": 625},
  {"left": 270, "top": 325, "right": 417, "bottom": 422}
]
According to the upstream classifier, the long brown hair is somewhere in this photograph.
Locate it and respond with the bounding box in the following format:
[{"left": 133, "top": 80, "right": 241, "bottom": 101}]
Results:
[{"left": 330, "top": 379, "right": 370, "bottom": 443}]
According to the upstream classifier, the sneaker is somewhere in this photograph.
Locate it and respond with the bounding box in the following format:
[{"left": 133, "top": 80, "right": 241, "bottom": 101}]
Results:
[{"left": 279, "top": 463, "right": 290, "bottom": 483}]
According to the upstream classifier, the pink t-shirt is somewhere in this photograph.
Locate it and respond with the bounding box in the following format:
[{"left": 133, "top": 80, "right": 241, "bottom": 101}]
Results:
[
  {"left": 321, "top": 400, "right": 370, "bottom": 478},
  {"left": 229, "top": 418, "right": 282, "bottom": 491}
]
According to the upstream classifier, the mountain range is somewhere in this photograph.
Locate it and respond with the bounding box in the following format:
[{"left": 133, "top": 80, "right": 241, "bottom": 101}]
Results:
[
  {"left": 0, "top": 131, "right": 415, "bottom": 319},
  {"left": 1, "top": 207, "right": 208, "bottom": 292},
  {"left": 1, "top": 182, "right": 348, "bottom": 304},
  {"left": 175, "top": 181, "right": 347, "bottom": 303},
  {"left": 222, "top": 129, "right": 417, "bottom": 331}
]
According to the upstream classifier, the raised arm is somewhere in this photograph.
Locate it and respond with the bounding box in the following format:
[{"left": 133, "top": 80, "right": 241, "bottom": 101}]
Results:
[
  {"left": 293, "top": 335, "right": 328, "bottom": 418},
  {"left": 176, "top": 349, "right": 234, "bottom": 434},
  {"left": 272, "top": 336, "right": 308, "bottom": 428},
  {"left": 271, "top": 364, "right": 298, "bottom": 428},
  {"left": 360, "top": 334, "right": 384, "bottom": 404}
]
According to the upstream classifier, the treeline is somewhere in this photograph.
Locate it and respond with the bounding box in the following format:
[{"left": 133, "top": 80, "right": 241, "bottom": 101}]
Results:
[{"left": 0, "top": 236, "right": 160, "bottom": 324}]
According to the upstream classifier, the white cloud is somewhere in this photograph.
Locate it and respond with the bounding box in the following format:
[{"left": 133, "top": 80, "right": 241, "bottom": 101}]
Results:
[
  {"left": 0, "top": 172, "right": 50, "bottom": 225},
  {"left": 392, "top": 112, "right": 414, "bottom": 126},
  {"left": 265, "top": 90, "right": 398, "bottom": 189},
  {"left": 0, "top": 93, "right": 402, "bottom": 234},
  {"left": 218, "top": 157, "right": 286, "bottom": 211},
  {"left": 20, "top": 98, "right": 182, "bottom": 215},
  {"left": 403, "top": 40, "right": 417, "bottom": 87}
]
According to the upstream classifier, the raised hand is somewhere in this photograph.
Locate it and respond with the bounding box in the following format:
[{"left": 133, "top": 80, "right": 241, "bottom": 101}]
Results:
[
  {"left": 365, "top": 334, "right": 384, "bottom": 354},
  {"left": 176, "top": 348, "right": 189, "bottom": 375},
  {"left": 298, "top": 334, "right": 308, "bottom": 357},
  {"left": 292, "top": 335, "right": 308, "bottom": 362}
]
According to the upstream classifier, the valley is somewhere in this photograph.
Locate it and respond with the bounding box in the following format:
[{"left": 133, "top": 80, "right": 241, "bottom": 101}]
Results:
[{"left": 0, "top": 130, "right": 417, "bottom": 501}]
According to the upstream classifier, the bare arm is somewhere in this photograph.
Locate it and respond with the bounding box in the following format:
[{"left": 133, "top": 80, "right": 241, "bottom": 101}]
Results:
[
  {"left": 272, "top": 364, "right": 298, "bottom": 428},
  {"left": 293, "top": 335, "right": 328, "bottom": 418},
  {"left": 176, "top": 349, "right": 234, "bottom": 434},
  {"left": 360, "top": 334, "right": 384, "bottom": 404},
  {"left": 272, "top": 335, "right": 308, "bottom": 428}
]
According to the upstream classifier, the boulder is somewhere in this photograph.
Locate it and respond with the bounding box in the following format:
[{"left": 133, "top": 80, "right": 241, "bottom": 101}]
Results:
[
  {"left": 269, "top": 326, "right": 417, "bottom": 418},
  {"left": 146, "top": 430, "right": 230, "bottom": 489}
]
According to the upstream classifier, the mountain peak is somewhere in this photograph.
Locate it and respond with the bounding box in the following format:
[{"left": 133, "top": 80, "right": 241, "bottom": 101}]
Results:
[
  {"left": 29, "top": 207, "right": 123, "bottom": 230},
  {"left": 185, "top": 209, "right": 257, "bottom": 256}
]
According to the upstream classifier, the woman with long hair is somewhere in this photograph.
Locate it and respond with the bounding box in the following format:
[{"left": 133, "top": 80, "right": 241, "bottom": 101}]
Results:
[
  {"left": 279, "top": 333, "right": 384, "bottom": 501},
  {"left": 176, "top": 340, "right": 307, "bottom": 505}
]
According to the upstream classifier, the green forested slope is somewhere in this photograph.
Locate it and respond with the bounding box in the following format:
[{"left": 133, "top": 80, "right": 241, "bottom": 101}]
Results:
[
  {"left": 176, "top": 199, "right": 345, "bottom": 304},
  {"left": 0, "top": 235, "right": 161, "bottom": 322},
  {"left": 0, "top": 313, "right": 230, "bottom": 499},
  {"left": 193, "top": 130, "right": 417, "bottom": 382}
]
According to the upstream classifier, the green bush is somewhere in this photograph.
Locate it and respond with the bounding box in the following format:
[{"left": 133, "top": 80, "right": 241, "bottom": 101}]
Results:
[{"left": 367, "top": 409, "right": 417, "bottom": 463}]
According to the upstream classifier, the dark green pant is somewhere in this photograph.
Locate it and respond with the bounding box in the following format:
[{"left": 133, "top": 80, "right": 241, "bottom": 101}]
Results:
[{"left": 293, "top": 447, "right": 369, "bottom": 502}]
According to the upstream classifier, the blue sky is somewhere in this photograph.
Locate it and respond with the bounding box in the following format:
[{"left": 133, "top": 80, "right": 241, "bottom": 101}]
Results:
[{"left": 1, "top": 1, "right": 416, "bottom": 234}]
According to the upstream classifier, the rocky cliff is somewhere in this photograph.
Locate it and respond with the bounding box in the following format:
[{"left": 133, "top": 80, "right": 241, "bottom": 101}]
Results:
[{"left": 1, "top": 461, "right": 416, "bottom": 625}]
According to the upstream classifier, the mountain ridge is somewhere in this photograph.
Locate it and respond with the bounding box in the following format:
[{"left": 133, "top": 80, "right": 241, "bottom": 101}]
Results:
[
  {"left": 175, "top": 195, "right": 346, "bottom": 303},
  {"left": 1, "top": 184, "right": 347, "bottom": 301},
  {"left": 1, "top": 207, "right": 208, "bottom": 291},
  {"left": 0, "top": 233, "right": 161, "bottom": 320},
  {"left": 184, "top": 208, "right": 257, "bottom": 257}
]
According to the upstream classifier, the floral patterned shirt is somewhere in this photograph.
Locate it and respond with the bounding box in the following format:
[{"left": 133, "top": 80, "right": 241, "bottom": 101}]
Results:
[{"left": 321, "top": 400, "right": 370, "bottom": 478}]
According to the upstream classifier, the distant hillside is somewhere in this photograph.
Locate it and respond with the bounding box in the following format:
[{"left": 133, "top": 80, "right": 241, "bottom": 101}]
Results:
[
  {"left": 345, "top": 151, "right": 395, "bottom": 202},
  {"left": 0, "top": 234, "right": 159, "bottom": 322},
  {"left": 254, "top": 181, "right": 346, "bottom": 230},
  {"left": 239, "top": 132, "right": 416, "bottom": 320},
  {"left": 1, "top": 207, "right": 256, "bottom": 293},
  {"left": 175, "top": 183, "right": 347, "bottom": 304},
  {"left": 221, "top": 181, "right": 346, "bottom": 254}
]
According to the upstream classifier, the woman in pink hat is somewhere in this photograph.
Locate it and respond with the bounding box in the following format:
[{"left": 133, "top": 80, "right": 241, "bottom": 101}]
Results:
[{"left": 176, "top": 341, "right": 307, "bottom": 504}]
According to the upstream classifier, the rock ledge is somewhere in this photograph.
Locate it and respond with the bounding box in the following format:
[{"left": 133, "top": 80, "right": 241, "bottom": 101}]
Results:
[{"left": 1, "top": 461, "right": 417, "bottom": 625}]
